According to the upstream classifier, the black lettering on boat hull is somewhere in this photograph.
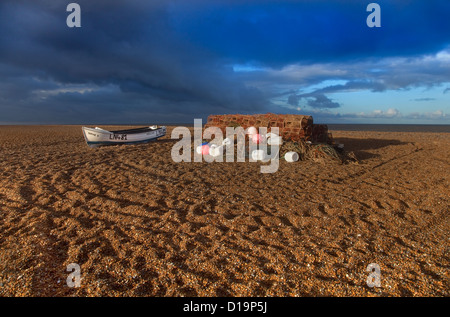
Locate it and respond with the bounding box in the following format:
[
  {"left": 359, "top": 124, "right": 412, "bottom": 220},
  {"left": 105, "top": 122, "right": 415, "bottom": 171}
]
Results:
[{"left": 109, "top": 134, "right": 127, "bottom": 141}]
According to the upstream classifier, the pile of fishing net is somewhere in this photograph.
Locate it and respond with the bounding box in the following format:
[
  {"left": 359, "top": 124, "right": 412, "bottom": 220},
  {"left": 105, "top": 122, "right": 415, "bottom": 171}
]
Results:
[{"left": 280, "top": 141, "right": 359, "bottom": 164}]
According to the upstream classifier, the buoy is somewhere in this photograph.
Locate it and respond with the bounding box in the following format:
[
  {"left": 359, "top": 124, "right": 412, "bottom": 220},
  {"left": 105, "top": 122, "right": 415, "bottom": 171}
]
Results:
[
  {"left": 252, "top": 134, "right": 265, "bottom": 144},
  {"left": 196, "top": 142, "right": 210, "bottom": 155},
  {"left": 251, "top": 149, "right": 265, "bottom": 161},
  {"left": 222, "top": 138, "right": 232, "bottom": 146},
  {"left": 266, "top": 132, "right": 279, "bottom": 139},
  {"left": 201, "top": 144, "right": 210, "bottom": 155},
  {"left": 285, "top": 151, "right": 299, "bottom": 162},
  {"left": 209, "top": 144, "right": 223, "bottom": 157},
  {"left": 267, "top": 136, "right": 283, "bottom": 145},
  {"left": 247, "top": 126, "right": 257, "bottom": 136}
]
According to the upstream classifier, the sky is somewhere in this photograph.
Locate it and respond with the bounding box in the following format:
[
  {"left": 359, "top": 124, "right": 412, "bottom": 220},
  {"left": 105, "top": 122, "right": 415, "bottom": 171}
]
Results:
[{"left": 0, "top": 0, "right": 449, "bottom": 124}]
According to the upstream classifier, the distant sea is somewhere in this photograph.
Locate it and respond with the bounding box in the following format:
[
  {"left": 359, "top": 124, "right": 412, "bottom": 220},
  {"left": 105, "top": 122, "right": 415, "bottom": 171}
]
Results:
[
  {"left": 3, "top": 123, "right": 448, "bottom": 133},
  {"left": 108, "top": 123, "right": 450, "bottom": 133},
  {"left": 153, "top": 123, "right": 449, "bottom": 132},
  {"left": 326, "top": 124, "right": 450, "bottom": 133}
]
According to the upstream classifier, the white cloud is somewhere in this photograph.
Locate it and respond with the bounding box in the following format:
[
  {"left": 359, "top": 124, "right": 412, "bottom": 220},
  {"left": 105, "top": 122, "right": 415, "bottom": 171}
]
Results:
[
  {"left": 348, "top": 108, "right": 401, "bottom": 119},
  {"left": 385, "top": 108, "right": 400, "bottom": 117},
  {"left": 236, "top": 47, "right": 450, "bottom": 97},
  {"left": 406, "top": 110, "right": 447, "bottom": 120}
]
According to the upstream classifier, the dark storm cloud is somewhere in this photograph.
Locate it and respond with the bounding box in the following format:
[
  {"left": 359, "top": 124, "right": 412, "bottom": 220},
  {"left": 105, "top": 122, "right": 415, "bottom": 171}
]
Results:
[
  {"left": 306, "top": 94, "right": 340, "bottom": 109},
  {"left": 287, "top": 91, "right": 340, "bottom": 109},
  {"left": 0, "top": 0, "right": 449, "bottom": 123},
  {"left": 0, "top": 0, "right": 270, "bottom": 123}
]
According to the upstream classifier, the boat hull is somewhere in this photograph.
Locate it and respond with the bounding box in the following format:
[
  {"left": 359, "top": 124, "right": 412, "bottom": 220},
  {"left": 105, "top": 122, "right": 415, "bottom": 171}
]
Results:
[{"left": 82, "top": 126, "right": 166, "bottom": 147}]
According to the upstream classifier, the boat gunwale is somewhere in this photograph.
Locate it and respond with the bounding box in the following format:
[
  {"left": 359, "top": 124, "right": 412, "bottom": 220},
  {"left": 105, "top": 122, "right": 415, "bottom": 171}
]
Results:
[{"left": 82, "top": 126, "right": 165, "bottom": 135}]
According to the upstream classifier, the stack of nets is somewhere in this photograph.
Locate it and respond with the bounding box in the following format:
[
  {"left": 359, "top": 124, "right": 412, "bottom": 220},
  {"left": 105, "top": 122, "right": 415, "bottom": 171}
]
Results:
[
  {"left": 203, "top": 113, "right": 332, "bottom": 144},
  {"left": 202, "top": 113, "right": 359, "bottom": 164}
]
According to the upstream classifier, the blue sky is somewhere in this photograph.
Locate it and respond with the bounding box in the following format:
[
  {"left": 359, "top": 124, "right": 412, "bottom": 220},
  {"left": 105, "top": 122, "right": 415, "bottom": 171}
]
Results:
[{"left": 0, "top": 0, "right": 449, "bottom": 124}]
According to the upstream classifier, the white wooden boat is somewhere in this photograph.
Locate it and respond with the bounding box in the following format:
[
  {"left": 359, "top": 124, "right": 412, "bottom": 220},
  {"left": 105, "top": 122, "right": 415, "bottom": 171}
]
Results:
[{"left": 82, "top": 125, "right": 166, "bottom": 147}]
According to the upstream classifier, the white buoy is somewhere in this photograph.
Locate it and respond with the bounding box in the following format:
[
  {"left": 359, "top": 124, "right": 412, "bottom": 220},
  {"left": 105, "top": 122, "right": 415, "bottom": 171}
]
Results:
[
  {"left": 266, "top": 132, "right": 279, "bottom": 139},
  {"left": 222, "top": 137, "right": 232, "bottom": 146},
  {"left": 251, "top": 149, "right": 265, "bottom": 161},
  {"left": 285, "top": 151, "right": 299, "bottom": 162},
  {"left": 267, "top": 136, "right": 283, "bottom": 145},
  {"left": 247, "top": 126, "right": 257, "bottom": 136},
  {"left": 209, "top": 144, "right": 224, "bottom": 157}
]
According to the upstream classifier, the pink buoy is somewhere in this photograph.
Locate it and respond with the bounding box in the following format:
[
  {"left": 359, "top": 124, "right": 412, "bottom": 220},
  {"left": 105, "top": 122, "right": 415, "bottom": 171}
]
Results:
[
  {"left": 252, "top": 134, "right": 264, "bottom": 144},
  {"left": 201, "top": 144, "right": 210, "bottom": 155}
]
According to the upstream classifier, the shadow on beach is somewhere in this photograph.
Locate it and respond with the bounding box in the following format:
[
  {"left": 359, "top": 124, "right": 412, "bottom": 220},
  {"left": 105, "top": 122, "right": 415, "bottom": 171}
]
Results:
[{"left": 332, "top": 137, "right": 411, "bottom": 161}]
